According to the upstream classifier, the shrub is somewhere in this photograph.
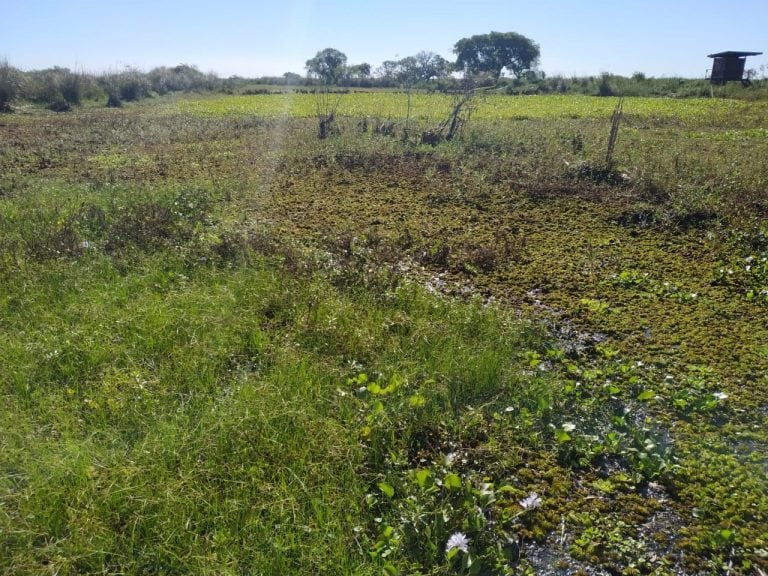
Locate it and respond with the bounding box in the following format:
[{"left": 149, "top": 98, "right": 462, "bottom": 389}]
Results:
[
  {"left": 0, "top": 59, "right": 22, "bottom": 111},
  {"left": 106, "top": 92, "right": 122, "bottom": 108},
  {"left": 23, "top": 67, "right": 87, "bottom": 110},
  {"left": 596, "top": 73, "right": 615, "bottom": 97},
  {"left": 148, "top": 64, "right": 221, "bottom": 95},
  {"left": 118, "top": 72, "right": 150, "bottom": 101},
  {"left": 100, "top": 69, "right": 151, "bottom": 103},
  {"left": 59, "top": 71, "right": 83, "bottom": 105}
]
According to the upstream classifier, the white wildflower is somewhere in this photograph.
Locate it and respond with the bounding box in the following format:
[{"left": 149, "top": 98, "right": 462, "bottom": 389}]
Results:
[
  {"left": 713, "top": 392, "right": 728, "bottom": 401},
  {"left": 478, "top": 483, "right": 495, "bottom": 499},
  {"left": 519, "top": 492, "right": 542, "bottom": 510},
  {"left": 445, "top": 532, "right": 470, "bottom": 554}
]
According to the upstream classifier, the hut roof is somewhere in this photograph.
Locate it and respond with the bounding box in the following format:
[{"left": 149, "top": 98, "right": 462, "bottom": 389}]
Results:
[{"left": 708, "top": 51, "right": 762, "bottom": 58}]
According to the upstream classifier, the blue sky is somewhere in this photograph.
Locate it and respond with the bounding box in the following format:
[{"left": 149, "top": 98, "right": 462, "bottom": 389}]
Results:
[{"left": 2, "top": 0, "right": 766, "bottom": 78}]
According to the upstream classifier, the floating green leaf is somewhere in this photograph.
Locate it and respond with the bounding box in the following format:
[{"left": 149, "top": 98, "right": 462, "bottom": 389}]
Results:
[{"left": 378, "top": 482, "right": 395, "bottom": 499}]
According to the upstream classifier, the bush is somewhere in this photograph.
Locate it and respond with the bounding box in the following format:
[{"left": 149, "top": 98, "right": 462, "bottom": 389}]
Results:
[
  {"left": 148, "top": 64, "right": 221, "bottom": 95},
  {"left": 0, "top": 59, "right": 22, "bottom": 111},
  {"left": 596, "top": 73, "right": 615, "bottom": 97},
  {"left": 106, "top": 92, "right": 122, "bottom": 108},
  {"left": 118, "top": 72, "right": 150, "bottom": 101},
  {"left": 23, "top": 67, "right": 87, "bottom": 110},
  {"left": 100, "top": 69, "right": 151, "bottom": 103},
  {"left": 59, "top": 71, "right": 83, "bottom": 105}
]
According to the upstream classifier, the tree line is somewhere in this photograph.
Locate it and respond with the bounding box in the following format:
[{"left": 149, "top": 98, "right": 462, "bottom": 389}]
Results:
[
  {"left": 0, "top": 31, "right": 542, "bottom": 111},
  {"left": 4, "top": 28, "right": 765, "bottom": 112},
  {"left": 305, "top": 31, "right": 541, "bottom": 86}
]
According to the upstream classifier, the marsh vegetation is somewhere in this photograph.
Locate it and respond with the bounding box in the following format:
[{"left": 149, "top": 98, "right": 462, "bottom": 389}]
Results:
[{"left": 1, "top": 92, "right": 767, "bottom": 575}]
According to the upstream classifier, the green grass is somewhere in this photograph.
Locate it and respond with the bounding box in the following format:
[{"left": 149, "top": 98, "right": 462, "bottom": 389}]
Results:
[
  {"left": 0, "top": 246, "right": 552, "bottom": 574},
  {"left": 2, "top": 92, "right": 768, "bottom": 575}
]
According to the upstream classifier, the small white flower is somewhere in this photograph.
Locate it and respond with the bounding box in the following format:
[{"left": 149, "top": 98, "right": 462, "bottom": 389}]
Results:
[
  {"left": 478, "top": 483, "right": 495, "bottom": 499},
  {"left": 713, "top": 392, "right": 728, "bottom": 401},
  {"left": 444, "top": 452, "right": 456, "bottom": 467},
  {"left": 562, "top": 422, "right": 576, "bottom": 432},
  {"left": 446, "top": 532, "right": 470, "bottom": 554},
  {"left": 519, "top": 492, "right": 542, "bottom": 510}
]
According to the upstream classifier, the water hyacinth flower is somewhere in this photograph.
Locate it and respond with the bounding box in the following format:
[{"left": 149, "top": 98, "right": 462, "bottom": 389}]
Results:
[
  {"left": 445, "top": 532, "right": 470, "bottom": 554},
  {"left": 519, "top": 492, "right": 541, "bottom": 510}
]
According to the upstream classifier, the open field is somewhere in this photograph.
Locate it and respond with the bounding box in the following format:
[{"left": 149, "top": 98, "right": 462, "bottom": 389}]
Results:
[{"left": 1, "top": 93, "right": 768, "bottom": 575}]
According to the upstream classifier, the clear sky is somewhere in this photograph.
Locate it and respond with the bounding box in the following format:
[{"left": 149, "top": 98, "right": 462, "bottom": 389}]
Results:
[{"left": 2, "top": 0, "right": 766, "bottom": 79}]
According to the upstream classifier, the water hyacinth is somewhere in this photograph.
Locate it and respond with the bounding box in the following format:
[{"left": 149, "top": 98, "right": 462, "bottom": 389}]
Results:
[
  {"left": 445, "top": 532, "right": 470, "bottom": 554},
  {"left": 519, "top": 492, "right": 542, "bottom": 510}
]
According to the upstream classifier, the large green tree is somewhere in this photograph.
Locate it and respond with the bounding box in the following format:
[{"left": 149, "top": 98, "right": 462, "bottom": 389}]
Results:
[
  {"left": 305, "top": 48, "right": 348, "bottom": 85},
  {"left": 375, "top": 52, "right": 451, "bottom": 86},
  {"left": 453, "top": 31, "right": 540, "bottom": 80}
]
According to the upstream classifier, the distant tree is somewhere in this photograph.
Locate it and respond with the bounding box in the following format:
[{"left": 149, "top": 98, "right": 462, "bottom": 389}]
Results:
[
  {"left": 347, "top": 63, "right": 371, "bottom": 80},
  {"left": 283, "top": 72, "right": 303, "bottom": 85},
  {"left": 413, "top": 51, "right": 451, "bottom": 81},
  {"left": 375, "top": 60, "right": 400, "bottom": 84},
  {"left": 305, "top": 48, "right": 348, "bottom": 85},
  {"left": 395, "top": 56, "right": 420, "bottom": 86},
  {"left": 375, "top": 53, "right": 451, "bottom": 87},
  {"left": 453, "top": 31, "right": 540, "bottom": 80}
]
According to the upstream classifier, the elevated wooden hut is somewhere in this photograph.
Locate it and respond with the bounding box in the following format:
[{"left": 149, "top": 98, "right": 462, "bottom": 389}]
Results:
[{"left": 707, "top": 51, "right": 762, "bottom": 85}]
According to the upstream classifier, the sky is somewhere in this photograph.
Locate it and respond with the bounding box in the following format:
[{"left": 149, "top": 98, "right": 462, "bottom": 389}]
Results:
[{"left": 2, "top": 0, "right": 766, "bottom": 79}]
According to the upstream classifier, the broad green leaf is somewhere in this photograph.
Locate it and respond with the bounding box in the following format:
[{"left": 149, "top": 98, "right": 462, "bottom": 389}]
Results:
[
  {"left": 378, "top": 482, "right": 395, "bottom": 499},
  {"left": 637, "top": 389, "right": 656, "bottom": 401},
  {"left": 554, "top": 429, "right": 571, "bottom": 442},
  {"left": 444, "top": 473, "right": 462, "bottom": 489},
  {"left": 415, "top": 469, "right": 432, "bottom": 488}
]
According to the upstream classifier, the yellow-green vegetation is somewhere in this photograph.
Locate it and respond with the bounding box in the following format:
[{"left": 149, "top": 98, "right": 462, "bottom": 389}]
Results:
[
  {"left": 170, "top": 92, "right": 768, "bottom": 126},
  {"left": 1, "top": 93, "right": 767, "bottom": 575}
]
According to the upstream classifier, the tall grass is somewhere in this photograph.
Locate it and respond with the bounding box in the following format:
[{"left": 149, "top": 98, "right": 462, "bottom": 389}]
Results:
[{"left": 0, "top": 181, "right": 551, "bottom": 573}]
